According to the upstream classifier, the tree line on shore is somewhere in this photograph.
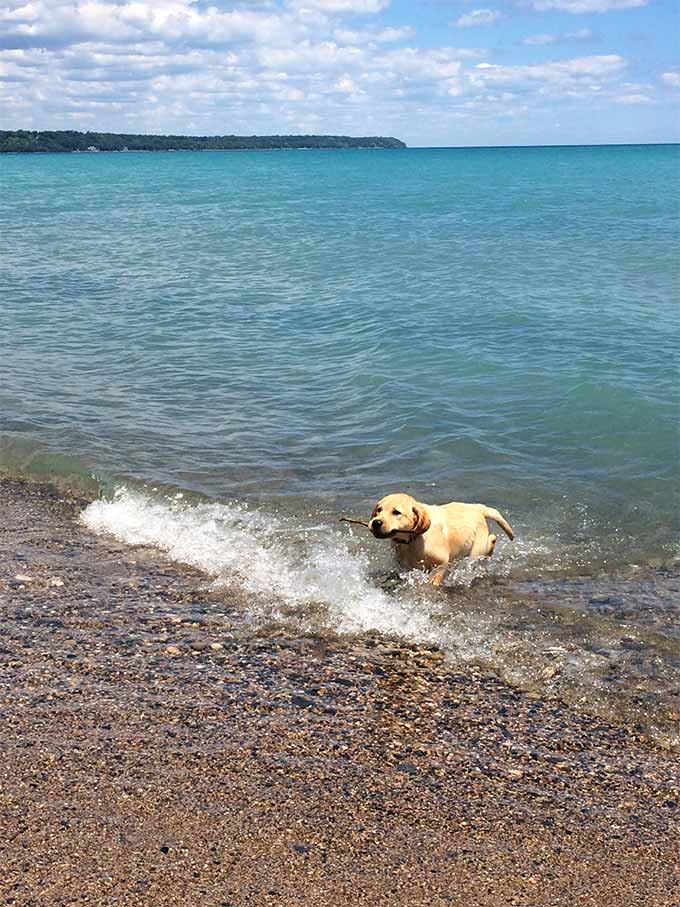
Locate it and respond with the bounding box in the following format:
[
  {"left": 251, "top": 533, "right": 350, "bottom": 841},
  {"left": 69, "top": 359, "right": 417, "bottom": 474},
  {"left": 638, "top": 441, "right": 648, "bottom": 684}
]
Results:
[{"left": 0, "top": 130, "right": 407, "bottom": 153}]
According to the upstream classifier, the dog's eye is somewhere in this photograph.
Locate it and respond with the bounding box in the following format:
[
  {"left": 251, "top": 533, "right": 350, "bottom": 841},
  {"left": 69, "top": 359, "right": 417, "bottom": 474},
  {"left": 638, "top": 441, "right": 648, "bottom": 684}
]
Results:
[{"left": 393, "top": 509, "right": 401, "bottom": 516}]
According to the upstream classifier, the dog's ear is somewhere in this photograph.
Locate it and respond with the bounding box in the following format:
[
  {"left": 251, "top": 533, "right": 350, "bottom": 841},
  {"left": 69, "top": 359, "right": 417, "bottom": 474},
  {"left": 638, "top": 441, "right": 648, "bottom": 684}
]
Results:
[{"left": 412, "top": 505, "right": 431, "bottom": 535}]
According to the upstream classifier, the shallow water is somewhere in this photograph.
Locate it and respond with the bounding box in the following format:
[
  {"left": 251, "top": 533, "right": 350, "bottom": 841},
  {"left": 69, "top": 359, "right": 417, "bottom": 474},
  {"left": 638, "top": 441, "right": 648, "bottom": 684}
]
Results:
[
  {"left": 78, "top": 485, "right": 680, "bottom": 747},
  {"left": 1, "top": 145, "right": 679, "bottom": 741}
]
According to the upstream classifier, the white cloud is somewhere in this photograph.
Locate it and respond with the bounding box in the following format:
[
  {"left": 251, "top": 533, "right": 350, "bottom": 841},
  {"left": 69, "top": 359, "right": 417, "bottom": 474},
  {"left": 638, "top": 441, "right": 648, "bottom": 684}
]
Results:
[
  {"left": 374, "top": 47, "right": 464, "bottom": 81},
  {"left": 333, "top": 25, "right": 414, "bottom": 44},
  {"left": 472, "top": 55, "right": 626, "bottom": 86},
  {"left": 529, "top": 0, "right": 648, "bottom": 12},
  {"left": 286, "top": 0, "right": 389, "bottom": 12},
  {"left": 465, "top": 54, "right": 632, "bottom": 105},
  {"left": 259, "top": 41, "right": 363, "bottom": 71},
  {"left": 375, "top": 26, "right": 414, "bottom": 43},
  {"left": 0, "top": 0, "right": 658, "bottom": 142},
  {"left": 523, "top": 33, "right": 557, "bottom": 45},
  {"left": 0, "top": 1, "right": 305, "bottom": 50},
  {"left": 454, "top": 9, "right": 502, "bottom": 28},
  {"left": 332, "top": 76, "right": 364, "bottom": 94},
  {"left": 616, "top": 92, "right": 652, "bottom": 104},
  {"left": 523, "top": 28, "right": 594, "bottom": 45},
  {"left": 279, "top": 86, "right": 305, "bottom": 100},
  {"left": 568, "top": 28, "right": 595, "bottom": 40},
  {"left": 661, "top": 71, "right": 680, "bottom": 88}
]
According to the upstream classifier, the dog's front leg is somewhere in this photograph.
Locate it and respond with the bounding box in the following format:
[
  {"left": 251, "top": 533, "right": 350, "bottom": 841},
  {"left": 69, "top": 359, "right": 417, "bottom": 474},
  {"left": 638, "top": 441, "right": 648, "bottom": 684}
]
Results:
[{"left": 427, "top": 564, "right": 448, "bottom": 587}]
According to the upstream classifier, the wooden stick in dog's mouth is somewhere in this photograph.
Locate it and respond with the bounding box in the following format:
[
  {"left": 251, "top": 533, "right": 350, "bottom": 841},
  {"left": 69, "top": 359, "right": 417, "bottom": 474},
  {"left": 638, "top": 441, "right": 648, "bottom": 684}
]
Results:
[{"left": 339, "top": 517, "right": 419, "bottom": 535}]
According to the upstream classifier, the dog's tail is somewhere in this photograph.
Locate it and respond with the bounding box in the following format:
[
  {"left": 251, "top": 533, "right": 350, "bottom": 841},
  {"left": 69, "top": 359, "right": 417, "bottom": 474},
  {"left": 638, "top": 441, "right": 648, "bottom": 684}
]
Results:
[{"left": 482, "top": 506, "right": 514, "bottom": 540}]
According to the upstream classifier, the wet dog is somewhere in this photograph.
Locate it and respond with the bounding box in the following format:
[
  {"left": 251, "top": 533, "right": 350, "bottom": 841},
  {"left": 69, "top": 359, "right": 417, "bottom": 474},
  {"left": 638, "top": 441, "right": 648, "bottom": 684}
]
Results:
[{"left": 369, "top": 492, "right": 514, "bottom": 586}]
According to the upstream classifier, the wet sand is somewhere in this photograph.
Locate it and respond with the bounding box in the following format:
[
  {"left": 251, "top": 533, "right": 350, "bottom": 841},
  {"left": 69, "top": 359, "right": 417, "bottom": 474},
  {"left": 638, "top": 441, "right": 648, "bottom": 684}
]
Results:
[{"left": 1, "top": 478, "right": 678, "bottom": 906}]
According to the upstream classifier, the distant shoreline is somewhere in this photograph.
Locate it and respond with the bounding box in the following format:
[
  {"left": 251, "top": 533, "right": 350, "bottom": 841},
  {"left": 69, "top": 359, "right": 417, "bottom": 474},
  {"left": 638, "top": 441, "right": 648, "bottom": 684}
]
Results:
[
  {"left": 0, "top": 130, "right": 407, "bottom": 154},
  {"left": 1, "top": 134, "right": 676, "bottom": 155}
]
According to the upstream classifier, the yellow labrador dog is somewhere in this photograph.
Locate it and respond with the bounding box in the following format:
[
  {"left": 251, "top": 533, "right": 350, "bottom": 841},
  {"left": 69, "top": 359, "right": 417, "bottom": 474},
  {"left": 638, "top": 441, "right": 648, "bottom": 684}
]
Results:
[{"left": 369, "top": 492, "right": 514, "bottom": 586}]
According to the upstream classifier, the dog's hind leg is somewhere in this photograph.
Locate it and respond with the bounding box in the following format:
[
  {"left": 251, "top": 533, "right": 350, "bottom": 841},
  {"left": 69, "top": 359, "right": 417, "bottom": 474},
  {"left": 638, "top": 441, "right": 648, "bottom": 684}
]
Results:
[{"left": 471, "top": 531, "right": 496, "bottom": 558}]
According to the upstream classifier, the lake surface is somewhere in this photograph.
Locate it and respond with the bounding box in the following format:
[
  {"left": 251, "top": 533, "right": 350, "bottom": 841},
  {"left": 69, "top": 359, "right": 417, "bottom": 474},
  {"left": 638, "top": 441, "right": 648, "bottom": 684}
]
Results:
[{"left": 2, "top": 145, "right": 679, "bottom": 743}]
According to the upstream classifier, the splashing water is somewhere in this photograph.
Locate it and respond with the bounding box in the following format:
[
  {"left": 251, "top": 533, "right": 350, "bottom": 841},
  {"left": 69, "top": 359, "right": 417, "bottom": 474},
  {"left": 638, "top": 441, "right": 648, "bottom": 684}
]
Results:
[
  {"left": 83, "top": 486, "right": 443, "bottom": 641},
  {"left": 82, "top": 485, "right": 680, "bottom": 748}
]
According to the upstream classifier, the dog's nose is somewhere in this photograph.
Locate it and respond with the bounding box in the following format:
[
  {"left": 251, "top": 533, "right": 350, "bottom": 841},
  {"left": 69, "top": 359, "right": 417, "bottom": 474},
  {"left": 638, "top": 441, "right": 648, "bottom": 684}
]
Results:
[{"left": 371, "top": 518, "right": 382, "bottom": 529}]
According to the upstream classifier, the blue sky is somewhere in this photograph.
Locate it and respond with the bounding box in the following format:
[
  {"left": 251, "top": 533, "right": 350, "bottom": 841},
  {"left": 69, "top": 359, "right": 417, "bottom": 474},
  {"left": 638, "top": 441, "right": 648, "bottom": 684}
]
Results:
[{"left": 0, "top": 0, "right": 678, "bottom": 145}]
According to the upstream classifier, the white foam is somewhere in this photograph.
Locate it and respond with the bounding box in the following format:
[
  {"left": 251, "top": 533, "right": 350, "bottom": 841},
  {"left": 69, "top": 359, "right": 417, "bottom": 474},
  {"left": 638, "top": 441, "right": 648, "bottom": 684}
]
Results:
[
  {"left": 81, "top": 487, "right": 680, "bottom": 748},
  {"left": 80, "top": 486, "right": 592, "bottom": 665},
  {"left": 81, "top": 486, "right": 447, "bottom": 643}
]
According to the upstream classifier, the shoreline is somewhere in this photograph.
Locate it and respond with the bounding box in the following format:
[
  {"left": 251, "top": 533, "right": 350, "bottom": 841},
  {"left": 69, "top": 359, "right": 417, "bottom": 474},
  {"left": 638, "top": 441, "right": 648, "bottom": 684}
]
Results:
[
  {"left": 0, "top": 146, "right": 405, "bottom": 155},
  {"left": 1, "top": 477, "right": 678, "bottom": 906},
  {"left": 0, "top": 130, "right": 407, "bottom": 154}
]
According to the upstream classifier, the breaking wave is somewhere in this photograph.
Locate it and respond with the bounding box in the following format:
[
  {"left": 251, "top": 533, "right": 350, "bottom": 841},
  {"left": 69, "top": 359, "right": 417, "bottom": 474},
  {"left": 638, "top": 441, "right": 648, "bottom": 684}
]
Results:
[{"left": 81, "top": 485, "right": 680, "bottom": 748}]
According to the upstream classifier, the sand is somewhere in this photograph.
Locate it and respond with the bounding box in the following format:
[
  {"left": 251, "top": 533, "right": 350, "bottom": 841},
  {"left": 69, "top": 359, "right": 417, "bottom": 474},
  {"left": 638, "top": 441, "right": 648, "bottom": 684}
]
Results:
[{"left": 0, "top": 477, "right": 678, "bottom": 906}]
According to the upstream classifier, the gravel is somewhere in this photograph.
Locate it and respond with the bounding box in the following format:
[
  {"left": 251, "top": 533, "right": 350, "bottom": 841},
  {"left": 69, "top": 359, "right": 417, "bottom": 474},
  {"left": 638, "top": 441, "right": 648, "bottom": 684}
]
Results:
[{"left": 0, "top": 477, "right": 678, "bottom": 907}]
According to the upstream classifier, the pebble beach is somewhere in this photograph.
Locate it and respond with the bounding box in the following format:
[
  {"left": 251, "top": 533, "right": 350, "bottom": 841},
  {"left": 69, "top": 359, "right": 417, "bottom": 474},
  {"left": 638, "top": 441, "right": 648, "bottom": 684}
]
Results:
[{"left": 1, "top": 477, "right": 678, "bottom": 907}]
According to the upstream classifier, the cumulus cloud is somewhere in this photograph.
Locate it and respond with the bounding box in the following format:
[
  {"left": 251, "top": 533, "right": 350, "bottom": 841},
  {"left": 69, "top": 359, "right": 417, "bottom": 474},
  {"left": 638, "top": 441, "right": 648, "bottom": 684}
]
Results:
[
  {"left": 466, "top": 55, "right": 632, "bottom": 105},
  {"left": 0, "top": 1, "right": 303, "bottom": 51},
  {"left": 454, "top": 9, "right": 502, "bottom": 28},
  {"left": 333, "top": 25, "right": 415, "bottom": 44},
  {"left": 472, "top": 55, "right": 626, "bottom": 84},
  {"left": 529, "top": 0, "right": 648, "bottom": 12},
  {"left": 661, "top": 71, "right": 680, "bottom": 88},
  {"left": 0, "top": 0, "right": 655, "bottom": 140}
]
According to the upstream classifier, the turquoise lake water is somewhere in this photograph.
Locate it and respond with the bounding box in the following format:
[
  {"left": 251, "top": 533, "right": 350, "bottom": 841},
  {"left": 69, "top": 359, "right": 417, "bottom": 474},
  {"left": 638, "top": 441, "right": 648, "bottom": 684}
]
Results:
[{"left": 2, "top": 145, "right": 679, "bottom": 738}]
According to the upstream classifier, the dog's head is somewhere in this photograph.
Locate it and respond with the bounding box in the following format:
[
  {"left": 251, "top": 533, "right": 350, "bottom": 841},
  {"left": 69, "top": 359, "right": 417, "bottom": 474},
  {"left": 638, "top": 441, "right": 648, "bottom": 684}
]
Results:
[{"left": 369, "top": 493, "right": 431, "bottom": 540}]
